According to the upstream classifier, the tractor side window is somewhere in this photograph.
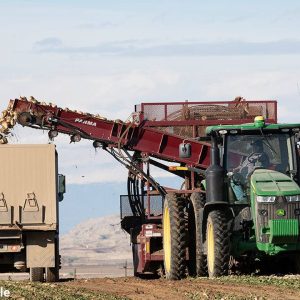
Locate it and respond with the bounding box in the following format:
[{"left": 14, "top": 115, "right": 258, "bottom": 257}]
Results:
[{"left": 266, "top": 134, "right": 291, "bottom": 174}]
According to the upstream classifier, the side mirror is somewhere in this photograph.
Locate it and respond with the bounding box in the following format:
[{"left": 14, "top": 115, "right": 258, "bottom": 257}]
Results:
[
  {"left": 58, "top": 174, "right": 66, "bottom": 202},
  {"left": 179, "top": 143, "right": 191, "bottom": 158}
]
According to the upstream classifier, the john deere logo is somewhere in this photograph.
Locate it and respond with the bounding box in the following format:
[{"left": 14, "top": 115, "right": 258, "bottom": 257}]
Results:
[{"left": 276, "top": 209, "right": 285, "bottom": 216}]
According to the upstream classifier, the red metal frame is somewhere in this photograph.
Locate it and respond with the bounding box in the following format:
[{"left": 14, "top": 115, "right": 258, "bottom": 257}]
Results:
[
  {"left": 10, "top": 99, "right": 211, "bottom": 169},
  {"left": 136, "top": 224, "right": 163, "bottom": 274}
]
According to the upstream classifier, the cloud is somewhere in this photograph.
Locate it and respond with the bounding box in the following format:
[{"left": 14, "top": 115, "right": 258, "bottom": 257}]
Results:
[
  {"left": 225, "top": 16, "right": 252, "bottom": 23},
  {"left": 33, "top": 37, "right": 63, "bottom": 51},
  {"left": 77, "top": 22, "right": 118, "bottom": 29},
  {"left": 33, "top": 39, "right": 300, "bottom": 56},
  {"left": 1, "top": 68, "right": 181, "bottom": 120}
]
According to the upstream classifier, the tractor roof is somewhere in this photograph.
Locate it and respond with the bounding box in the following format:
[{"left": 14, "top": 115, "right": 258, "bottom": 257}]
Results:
[{"left": 206, "top": 117, "right": 300, "bottom": 136}]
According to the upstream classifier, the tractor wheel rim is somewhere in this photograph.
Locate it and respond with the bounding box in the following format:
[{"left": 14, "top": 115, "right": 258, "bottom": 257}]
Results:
[
  {"left": 163, "top": 205, "right": 171, "bottom": 273},
  {"left": 207, "top": 221, "right": 215, "bottom": 275}
]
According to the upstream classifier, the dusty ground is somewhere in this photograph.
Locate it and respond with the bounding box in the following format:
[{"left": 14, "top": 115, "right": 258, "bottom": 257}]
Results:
[
  {"left": 2, "top": 275, "right": 300, "bottom": 299},
  {"left": 64, "top": 276, "right": 300, "bottom": 300}
]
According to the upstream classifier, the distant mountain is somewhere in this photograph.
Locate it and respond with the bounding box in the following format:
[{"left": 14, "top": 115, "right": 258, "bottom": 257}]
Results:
[
  {"left": 60, "top": 215, "right": 132, "bottom": 266},
  {"left": 59, "top": 183, "right": 127, "bottom": 234}
]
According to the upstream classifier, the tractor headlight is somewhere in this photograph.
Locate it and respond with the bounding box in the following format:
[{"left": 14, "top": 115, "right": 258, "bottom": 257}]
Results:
[
  {"left": 286, "top": 195, "right": 300, "bottom": 202},
  {"left": 256, "top": 196, "right": 276, "bottom": 203}
]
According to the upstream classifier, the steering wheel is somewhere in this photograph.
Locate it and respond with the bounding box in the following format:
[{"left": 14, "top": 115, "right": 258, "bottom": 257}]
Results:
[{"left": 247, "top": 152, "right": 260, "bottom": 163}]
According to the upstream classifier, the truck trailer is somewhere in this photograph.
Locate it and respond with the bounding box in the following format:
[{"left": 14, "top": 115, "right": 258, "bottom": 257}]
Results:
[
  {"left": 0, "top": 144, "right": 65, "bottom": 282},
  {"left": 1, "top": 97, "right": 300, "bottom": 279}
]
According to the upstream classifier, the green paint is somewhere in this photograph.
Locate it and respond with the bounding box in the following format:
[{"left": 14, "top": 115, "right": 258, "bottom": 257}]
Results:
[
  {"left": 234, "top": 169, "right": 300, "bottom": 256},
  {"left": 251, "top": 169, "right": 300, "bottom": 197},
  {"left": 276, "top": 209, "right": 285, "bottom": 216},
  {"left": 269, "top": 219, "right": 299, "bottom": 244},
  {"left": 256, "top": 241, "right": 300, "bottom": 255},
  {"left": 206, "top": 121, "right": 300, "bottom": 135}
]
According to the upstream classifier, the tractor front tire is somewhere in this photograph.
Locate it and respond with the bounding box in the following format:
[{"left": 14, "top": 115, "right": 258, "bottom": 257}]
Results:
[
  {"left": 206, "top": 209, "right": 230, "bottom": 277},
  {"left": 163, "top": 193, "right": 186, "bottom": 280}
]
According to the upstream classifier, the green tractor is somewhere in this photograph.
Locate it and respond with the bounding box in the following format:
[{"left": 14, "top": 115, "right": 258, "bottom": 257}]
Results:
[{"left": 200, "top": 116, "right": 300, "bottom": 277}]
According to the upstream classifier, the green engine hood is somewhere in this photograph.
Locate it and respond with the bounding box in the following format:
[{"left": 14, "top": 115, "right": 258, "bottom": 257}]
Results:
[{"left": 251, "top": 169, "right": 300, "bottom": 196}]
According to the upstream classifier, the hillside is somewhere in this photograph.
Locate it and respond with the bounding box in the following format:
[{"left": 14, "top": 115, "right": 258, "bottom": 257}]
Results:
[{"left": 60, "top": 215, "right": 132, "bottom": 266}]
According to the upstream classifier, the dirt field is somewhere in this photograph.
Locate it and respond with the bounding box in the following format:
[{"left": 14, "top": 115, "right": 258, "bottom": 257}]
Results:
[{"left": 2, "top": 275, "right": 300, "bottom": 299}]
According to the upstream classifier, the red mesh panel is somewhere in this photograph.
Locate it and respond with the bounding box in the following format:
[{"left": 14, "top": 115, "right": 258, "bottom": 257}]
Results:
[
  {"left": 138, "top": 100, "right": 277, "bottom": 138},
  {"left": 140, "top": 101, "right": 276, "bottom": 122}
]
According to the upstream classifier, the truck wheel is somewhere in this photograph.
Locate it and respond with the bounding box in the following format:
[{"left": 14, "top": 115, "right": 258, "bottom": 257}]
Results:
[
  {"left": 45, "top": 267, "right": 59, "bottom": 282},
  {"left": 188, "top": 192, "right": 207, "bottom": 277},
  {"left": 30, "top": 267, "right": 44, "bottom": 282},
  {"left": 206, "top": 210, "right": 230, "bottom": 277},
  {"left": 45, "top": 236, "right": 59, "bottom": 282},
  {"left": 163, "top": 193, "right": 186, "bottom": 280}
]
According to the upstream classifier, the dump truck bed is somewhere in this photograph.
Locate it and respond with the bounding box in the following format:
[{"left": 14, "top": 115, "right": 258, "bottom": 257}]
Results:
[{"left": 0, "top": 144, "right": 58, "bottom": 230}]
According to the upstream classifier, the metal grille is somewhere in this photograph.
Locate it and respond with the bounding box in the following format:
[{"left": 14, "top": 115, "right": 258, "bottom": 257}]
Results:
[
  {"left": 137, "top": 100, "right": 277, "bottom": 138},
  {"left": 140, "top": 101, "right": 276, "bottom": 122},
  {"left": 256, "top": 199, "right": 300, "bottom": 243},
  {"left": 120, "top": 194, "right": 163, "bottom": 219}
]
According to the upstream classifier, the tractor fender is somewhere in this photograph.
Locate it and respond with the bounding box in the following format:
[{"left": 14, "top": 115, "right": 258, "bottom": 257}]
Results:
[{"left": 203, "top": 201, "right": 230, "bottom": 220}]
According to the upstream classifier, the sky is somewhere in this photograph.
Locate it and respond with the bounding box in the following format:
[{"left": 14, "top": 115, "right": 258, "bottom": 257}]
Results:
[{"left": 1, "top": 0, "right": 300, "bottom": 232}]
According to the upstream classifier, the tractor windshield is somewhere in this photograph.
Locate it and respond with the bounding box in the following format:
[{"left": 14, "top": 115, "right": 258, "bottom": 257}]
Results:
[{"left": 226, "top": 133, "right": 296, "bottom": 180}]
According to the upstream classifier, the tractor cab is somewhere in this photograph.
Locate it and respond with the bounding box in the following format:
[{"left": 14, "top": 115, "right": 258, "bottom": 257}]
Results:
[
  {"left": 226, "top": 131, "right": 299, "bottom": 203},
  {"left": 207, "top": 116, "right": 300, "bottom": 202},
  {"left": 206, "top": 117, "right": 300, "bottom": 256}
]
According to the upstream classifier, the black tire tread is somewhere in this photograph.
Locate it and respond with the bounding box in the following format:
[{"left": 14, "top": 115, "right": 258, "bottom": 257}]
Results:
[
  {"left": 207, "top": 209, "right": 230, "bottom": 277},
  {"left": 163, "top": 193, "right": 187, "bottom": 280},
  {"left": 188, "top": 192, "right": 207, "bottom": 276},
  {"left": 45, "top": 267, "right": 58, "bottom": 282},
  {"left": 45, "top": 236, "right": 60, "bottom": 282},
  {"left": 30, "top": 267, "right": 44, "bottom": 282}
]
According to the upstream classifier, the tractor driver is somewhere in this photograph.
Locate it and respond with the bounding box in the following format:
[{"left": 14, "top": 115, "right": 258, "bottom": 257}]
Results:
[
  {"left": 231, "top": 139, "right": 270, "bottom": 202},
  {"left": 234, "top": 139, "right": 270, "bottom": 178}
]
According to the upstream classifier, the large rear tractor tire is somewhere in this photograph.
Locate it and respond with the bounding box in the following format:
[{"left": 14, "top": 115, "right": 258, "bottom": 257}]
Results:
[
  {"left": 188, "top": 192, "right": 207, "bottom": 277},
  {"left": 206, "top": 209, "right": 230, "bottom": 277},
  {"left": 163, "top": 193, "right": 187, "bottom": 280},
  {"left": 30, "top": 267, "right": 44, "bottom": 282}
]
